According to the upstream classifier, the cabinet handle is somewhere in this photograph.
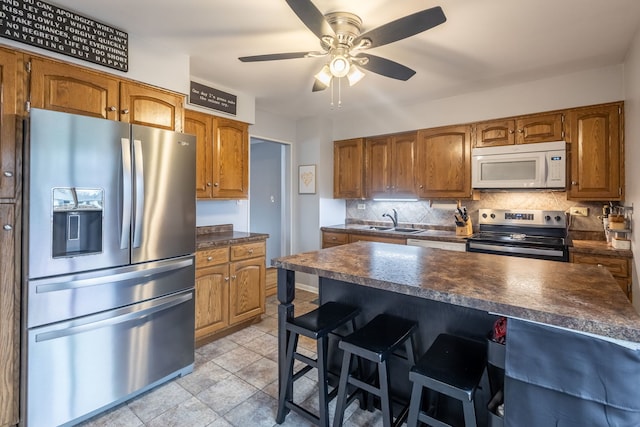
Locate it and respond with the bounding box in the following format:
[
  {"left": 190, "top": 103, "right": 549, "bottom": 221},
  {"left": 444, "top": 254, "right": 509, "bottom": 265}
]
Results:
[
  {"left": 419, "top": 184, "right": 424, "bottom": 189},
  {"left": 517, "top": 129, "right": 524, "bottom": 133},
  {"left": 108, "top": 106, "right": 117, "bottom": 112},
  {"left": 571, "top": 181, "right": 578, "bottom": 185},
  {"left": 3, "top": 224, "right": 12, "bottom": 231},
  {"left": 331, "top": 237, "right": 337, "bottom": 241},
  {"left": 207, "top": 182, "right": 212, "bottom": 187},
  {"left": 225, "top": 276, "right": 229, "bottom": 282},
  {"left": 207, "top": 256, "right": 213, "bottom": 261},
  {"left": 248, "top": 248, "right": 254, "bottom": 254},
  {"left": 597, "top": 264, "right": 603, "bottom": 267},
  {"left": 214, "top": 182, "right": 219, "bottom": 187},
  {"left": 3, "top": 171, "right": 13, "bottom": 177},
  {"left": 231, "top": 275, "right": 237, "bottom": 280},
  {"left": 121, "top": 109, "right": 129, "bottom": 114},
  {"left": 508, "top": 129, "right": 515, "bottom": 134}
]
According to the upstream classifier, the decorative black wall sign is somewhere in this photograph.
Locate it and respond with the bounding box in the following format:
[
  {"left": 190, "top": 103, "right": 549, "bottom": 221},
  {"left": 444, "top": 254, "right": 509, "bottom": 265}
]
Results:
[
  {"left": 189, "top": 81, "right": 237, "bottom": 116},
  {"left": 0, "top": 0, "right": 128, "bottom": 71}
]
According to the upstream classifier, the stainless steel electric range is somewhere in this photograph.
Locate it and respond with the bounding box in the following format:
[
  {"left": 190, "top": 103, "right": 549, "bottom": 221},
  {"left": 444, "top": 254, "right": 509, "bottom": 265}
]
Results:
[{"left": 466, "top": 209, "right": 569, "bottom": 262}]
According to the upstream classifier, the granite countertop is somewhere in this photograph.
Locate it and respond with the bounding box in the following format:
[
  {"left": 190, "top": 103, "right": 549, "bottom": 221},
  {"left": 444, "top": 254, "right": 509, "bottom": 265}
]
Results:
[
  {"left": 570, "top": 239, "right": 633, "bottom": 258},
  {"left": 321, "top": 224, "right": 468, "bottom": 243},
  {"left": 196, "top": 224, "right": 269, "bottom": 250},
  {"left": 273, "top": 241, "right": 640, "bottom": 342}
]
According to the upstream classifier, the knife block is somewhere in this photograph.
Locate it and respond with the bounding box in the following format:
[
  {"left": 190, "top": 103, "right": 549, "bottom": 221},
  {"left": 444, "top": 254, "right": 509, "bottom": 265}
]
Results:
[{"left": 456, "top": 219, "right": 473, "bottom": 236}]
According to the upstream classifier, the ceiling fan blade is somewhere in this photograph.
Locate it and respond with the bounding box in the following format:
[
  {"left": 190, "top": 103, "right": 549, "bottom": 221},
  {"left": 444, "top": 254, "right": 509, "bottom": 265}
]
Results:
[
  {"left": 285, "top": 0, "right": 335, "bottom": 40},
  {"left": 357, "top": 54, "right": 416, "bottom": 81},
  {"left": 312, "top": 80, "right": 328, "bottom": 92},
  {"left": 239, "top": 52, "right": 310, "bottom": 62},
  {"left": 353, "top": 6, "right": 446, "bottom": 49}
]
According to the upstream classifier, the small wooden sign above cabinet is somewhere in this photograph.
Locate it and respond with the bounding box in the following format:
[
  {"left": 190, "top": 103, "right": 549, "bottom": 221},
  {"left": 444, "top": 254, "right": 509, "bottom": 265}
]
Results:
[
  {"left": 0, "top": 0, "right": 128, "bottom": 71},
  {"left": 190, "top": 81, "right": 237, "bottom": 116}
]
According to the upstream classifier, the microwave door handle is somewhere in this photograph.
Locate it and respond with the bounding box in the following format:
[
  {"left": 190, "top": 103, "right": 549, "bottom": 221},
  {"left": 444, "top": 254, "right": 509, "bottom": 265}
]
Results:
[
  {"left": 133, "top": 139, "right": 144, "bottom": 248},
  {"left": 120, "top": 138, "right": 132, "bottom": 249}
]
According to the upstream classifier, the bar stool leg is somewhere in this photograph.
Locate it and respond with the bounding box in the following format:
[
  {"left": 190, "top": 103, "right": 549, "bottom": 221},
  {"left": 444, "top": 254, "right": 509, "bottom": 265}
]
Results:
[
  {"left": 406, "top": 381, "right": 423, "bottom": 427},
  {"left": 462, "top": 399, "right": 477, "bottom": 427},
  {"left": 317, "top": 335, "right": 329, "bottom": 427},
  {"left": 378, "top": 361, "right": 392, "bottom": 427},
  {"left": 332, "top": 350, "right": 353, "bottom": 427},
  {"left": 276, "top": 332, "right": 298, "bottom": 423}
]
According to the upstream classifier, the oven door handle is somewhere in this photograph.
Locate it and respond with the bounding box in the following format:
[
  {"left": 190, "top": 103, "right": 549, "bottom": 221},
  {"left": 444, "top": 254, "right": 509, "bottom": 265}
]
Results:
[{"left": 467, "top": 242, "right": 565, "bottom": 258}]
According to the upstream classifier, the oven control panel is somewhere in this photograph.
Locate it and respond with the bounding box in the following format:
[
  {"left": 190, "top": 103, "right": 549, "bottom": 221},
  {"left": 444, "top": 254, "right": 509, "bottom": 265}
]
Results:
[{"left": 478, "top": 209, "right": 567, "bottom": 228}]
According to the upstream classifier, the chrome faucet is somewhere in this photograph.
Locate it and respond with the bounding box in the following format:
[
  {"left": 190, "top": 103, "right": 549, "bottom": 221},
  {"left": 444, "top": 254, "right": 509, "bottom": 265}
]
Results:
[{"left": 382, "top": 208, "right": 398, "bottom": 227}]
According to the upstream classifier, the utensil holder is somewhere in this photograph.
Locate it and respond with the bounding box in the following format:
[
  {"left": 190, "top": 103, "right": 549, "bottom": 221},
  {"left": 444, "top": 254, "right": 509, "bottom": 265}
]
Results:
[{"left": 456, "top": 219, "right": 473, "bottom": 236}]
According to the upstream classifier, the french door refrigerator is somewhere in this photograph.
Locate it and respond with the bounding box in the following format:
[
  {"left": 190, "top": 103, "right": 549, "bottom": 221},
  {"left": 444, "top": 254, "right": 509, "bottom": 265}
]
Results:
[{"left": 22, "top": 108, "right": 196, "bottom": 427}]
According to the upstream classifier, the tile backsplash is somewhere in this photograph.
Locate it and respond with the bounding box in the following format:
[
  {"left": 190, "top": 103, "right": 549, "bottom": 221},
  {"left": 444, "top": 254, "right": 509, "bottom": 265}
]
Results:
[{"left": 345, "top": 192, "right": 614, "bottom": 237}]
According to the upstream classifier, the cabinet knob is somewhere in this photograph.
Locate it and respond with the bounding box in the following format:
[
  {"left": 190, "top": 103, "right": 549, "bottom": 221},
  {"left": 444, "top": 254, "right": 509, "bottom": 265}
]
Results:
[
  {"left": 571, "top": 181, "right": 578, "bottom": 185},
  {"left": 3, "top": 171, "right": 12, "bottom": 177},
  {"left": 248, "top": 248, "right": 254, "bottom": 254},
  {"left": 597, "top": 264, "right": 603, "bottom": 267},
  {"left": 517, "top": 129, "right": 524, "bottom": 133},
  {"left": 509, "top": 129, "right": 515, "bottom": 134},
  {"left": 121, "top": 109, "right": 129, "bottom": 114},
  {"left": 214, "top": 182, "right": 219, "bottom": 187},
  {"left": 207, "top": 182, "right": 212, "bottom": 187},
  {"left": 231, "top": 275, "right": 237, "bottom": 280},
  {"left": 3, "top": 224, "right": 12, "bottom": 231},
  {"left": 419, "top": 184, "right": 424, "bottom": 189},
  {"left": 207, "top": 256, "right": 213, "bottom": 261},
  {"left": 108, "top": 106, "right": 117, "bottom": 112},
  {"left": 225, "top": 276, "right": 229, "bottom": 282}
]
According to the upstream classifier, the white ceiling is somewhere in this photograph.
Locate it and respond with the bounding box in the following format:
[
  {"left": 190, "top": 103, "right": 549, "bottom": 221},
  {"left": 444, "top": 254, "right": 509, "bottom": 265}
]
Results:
[{"left": 53, "top": 0, "right": 640, "bottom": 121}]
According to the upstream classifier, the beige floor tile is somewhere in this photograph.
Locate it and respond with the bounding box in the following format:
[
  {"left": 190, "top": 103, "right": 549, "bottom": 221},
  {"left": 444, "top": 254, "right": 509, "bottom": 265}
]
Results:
[
  {"left": 211, "top": 345, "right": 262, "bottom": 373},
  {"left": 234, "top": 357, "right": 279, "bottom": 390},
  {"left": 196, "top": 376, "right": 258, "bottom": 416},
  {"left": 128, "top": 381, "right": 192, "bottom": 424},
  {"left": 146, "top": 396, "right": 218, "bottom": 427}
]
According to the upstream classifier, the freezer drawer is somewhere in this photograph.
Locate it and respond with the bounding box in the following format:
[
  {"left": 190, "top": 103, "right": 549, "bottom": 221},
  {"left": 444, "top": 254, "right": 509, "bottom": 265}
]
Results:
[
  {"left": 27, "top": 255, "right": 194, "bottom": 328},
  {"left": 26, "top": 290, "right": 195, "bottom": 427}
]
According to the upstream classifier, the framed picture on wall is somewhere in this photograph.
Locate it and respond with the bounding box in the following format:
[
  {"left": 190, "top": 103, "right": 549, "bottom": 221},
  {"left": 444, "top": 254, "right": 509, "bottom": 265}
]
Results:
[{"left": 298, "top": 164, "right": 316, "bottom": 194}]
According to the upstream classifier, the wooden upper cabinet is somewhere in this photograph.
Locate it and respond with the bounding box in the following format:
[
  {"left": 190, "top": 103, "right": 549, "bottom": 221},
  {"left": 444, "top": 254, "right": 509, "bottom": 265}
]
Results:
[
  {"left": 213, "top": 117, "right": 249, "bottom": 199},
  {"left": 0, "top": 48, "right": 18, "bottom": 200},
  {"left": 185, "top": 110, "right": 213, "bottom": 198},
  {"left": 566, "top": 103, "right": 623, "bottom": 201},
  {"left": 333, "top": 138, "right": 365, "bottom": 198},
  {"left": 29, "top": 56, "right": 120, "bottom": 120},
  {"left": 474, "top": 119, "right": 515, "bottom": 147},
  {"left": 416, "top": 124, "right": 472, "bottom": 199},
  {"left": 365, "top": 132, "right": 416, "bottom": 198},
  {"left": 516, "top": 113, "right": 564, "bottom": 144},
  {"left": 474, "top": 113, "right": 563, "bottom": 147},
  {"left": 119, "top": 82, "right": 184, "bottom": 131}
]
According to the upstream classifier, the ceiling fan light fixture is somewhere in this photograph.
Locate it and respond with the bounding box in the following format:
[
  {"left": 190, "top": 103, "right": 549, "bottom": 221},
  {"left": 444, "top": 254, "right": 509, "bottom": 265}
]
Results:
[
  {"left": 314, "top": 64, "right": 333, "bottom": 87},
  {"left": 346, "top": 64, "right": 365, "bottom": 86},
  {"left": 329, "top": 55, "right": 350, "bottom": 78}
]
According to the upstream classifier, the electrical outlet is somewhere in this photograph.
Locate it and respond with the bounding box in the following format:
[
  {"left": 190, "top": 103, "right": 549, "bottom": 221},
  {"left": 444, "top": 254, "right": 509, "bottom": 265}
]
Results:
[
  {"left": 570, "top": 207, "right": 589, "bottom": 217},
  {"left": 357, "top": 203, "right": 366, "bottom": 210}
]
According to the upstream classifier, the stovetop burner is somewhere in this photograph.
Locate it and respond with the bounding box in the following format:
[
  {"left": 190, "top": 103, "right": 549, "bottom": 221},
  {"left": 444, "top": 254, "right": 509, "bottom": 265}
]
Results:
[{"left": 470, "top": 231, "right": 566, "bottom": 248}]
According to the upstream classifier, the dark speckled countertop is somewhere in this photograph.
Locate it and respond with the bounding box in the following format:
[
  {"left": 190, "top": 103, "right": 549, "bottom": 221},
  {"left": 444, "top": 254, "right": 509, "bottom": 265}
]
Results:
[
  {"left": 196, "top": 224, "right": 268, "bottom": 250},
  {"left": 273, "top": 241, "right": 640, "bottom": 342}
]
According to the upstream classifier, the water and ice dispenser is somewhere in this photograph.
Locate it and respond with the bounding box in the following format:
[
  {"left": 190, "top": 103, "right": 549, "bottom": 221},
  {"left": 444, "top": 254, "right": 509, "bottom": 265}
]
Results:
[{"left": 52, "top": 188, "right": 104, "bottom": 258}]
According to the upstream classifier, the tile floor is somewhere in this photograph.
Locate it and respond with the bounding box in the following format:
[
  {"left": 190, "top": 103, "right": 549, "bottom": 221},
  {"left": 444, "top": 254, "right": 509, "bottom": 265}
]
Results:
[{"left": 79, "top": 289, "right": 388, "bottom": 427}]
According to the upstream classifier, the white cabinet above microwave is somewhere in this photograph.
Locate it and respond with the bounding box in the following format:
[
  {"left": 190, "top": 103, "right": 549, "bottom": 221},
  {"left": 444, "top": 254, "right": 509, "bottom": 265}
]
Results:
[{"left": 471, "top": 141, "right": 566, "bottom": 189}]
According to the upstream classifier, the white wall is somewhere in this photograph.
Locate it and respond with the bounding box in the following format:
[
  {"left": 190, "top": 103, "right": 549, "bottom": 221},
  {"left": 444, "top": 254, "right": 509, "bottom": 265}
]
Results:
[{"left": 624, "top": 26, "right": 640, "bottom": 311}]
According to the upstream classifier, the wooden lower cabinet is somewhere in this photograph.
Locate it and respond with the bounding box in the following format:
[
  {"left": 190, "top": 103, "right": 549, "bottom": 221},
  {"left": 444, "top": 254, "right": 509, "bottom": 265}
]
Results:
[
  {"left": 195, "top": 240, "right": 266, "bottom": 344},
  {"left": 321, "top": 230, "right": 406, "bottom": 248},
  {"left": 322, "top": 231, "right": 350, "bottom": 248},
  {"left": 570, "top": 252, "right": 632, "bottom": 300}
]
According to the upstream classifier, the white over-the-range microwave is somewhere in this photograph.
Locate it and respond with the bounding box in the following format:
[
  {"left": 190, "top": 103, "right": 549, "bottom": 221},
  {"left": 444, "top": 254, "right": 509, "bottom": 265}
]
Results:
[{"left": 471, "top": 141, "right": 566, "bottom": 189}]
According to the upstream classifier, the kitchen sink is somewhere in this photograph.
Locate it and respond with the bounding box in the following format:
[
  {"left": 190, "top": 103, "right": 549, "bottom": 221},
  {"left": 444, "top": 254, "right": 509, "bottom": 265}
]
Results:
[
  {"left": 369, "top": 226, "right": 423, "bottom": 234},
  {"left": 369, "top": 226, "right": 393, "bottom": 231}
]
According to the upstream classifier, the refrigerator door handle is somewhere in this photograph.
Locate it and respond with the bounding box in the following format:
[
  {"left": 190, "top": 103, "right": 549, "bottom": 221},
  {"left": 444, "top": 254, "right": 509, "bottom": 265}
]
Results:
[
  {"left": 34, "top": 291, "right": 193, "bottom": 342},
  {"left": 121, "top": 138, "right": 132, "bottom": 249},
  {"left": 34, "top": 257, "right": 194, "bottom": 294},
  {"left": 133, "top": 139, "right": 144, "bottom": 248}
]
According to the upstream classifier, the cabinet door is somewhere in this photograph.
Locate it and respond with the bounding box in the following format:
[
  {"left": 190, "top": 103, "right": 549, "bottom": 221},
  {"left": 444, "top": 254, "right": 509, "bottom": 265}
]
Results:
[
  {"left": 570, "top": 253, "right": 630, "bottom": 299},
  {"left": 322, "top": 231, "right": 350, "bottom": 248},
  {"left": 212, "top": 117, "right": 248, "bottom": 199},
  {"left": 416, "top": 125, "right": 471, "bottom": 199},
  {"left": 120, "top": 82, "right": 184, "bottom": 131},
  {"left": 0, "top": 49, "right": 17, "bottom": 200},
  {"left": 29, "top": 56, "right": 119, "bottom": 120},
  {"left": 185, "top": 110, "right": 213, "bottom": 199},
  {"left": 515, "top": 113, "right": 564, "bottom": 144},
  {"left": 390, "top": 132, "right": 416, "bottom": 196},
  {"left": 348, "top": 234, "right": 406, "bottom": 245},
  {"left": 0, "top": 204, "right": 17, "bottom": 426},
  {"left": 195, "top": 263, "right": 229, "bottom": 339},
  {"left": 566, "top": 103, "right": 622, "bottom": 200},
  {"left": 229, "top": 257, "right": 265, "bottom": 324},
  {"left": 365, "top": 136, "right": 391, "bottom": 197},
  {"left": 333, "top": 138, "right": 364, "bottom": 198},
  {"left": 474, "top": 119, "right": 515, "bottom": 147}
]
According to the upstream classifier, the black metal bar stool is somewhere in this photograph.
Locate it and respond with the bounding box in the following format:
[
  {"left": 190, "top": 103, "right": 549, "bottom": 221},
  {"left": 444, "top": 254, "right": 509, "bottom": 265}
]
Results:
[
  {"left": 407, "top": 333, "right": 487, "bottom": 427},
  {"left": 276, "top": 301, "right": 360, "bottom": 427},
  {"left": 333, "top": 314, "right": 418, "bottom": 427}
]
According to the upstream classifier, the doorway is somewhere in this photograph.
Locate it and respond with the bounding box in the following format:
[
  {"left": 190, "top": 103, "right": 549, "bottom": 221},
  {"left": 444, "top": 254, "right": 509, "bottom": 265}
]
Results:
[{"left": 249, "top": 137, "right": 292, "bottom": 295}]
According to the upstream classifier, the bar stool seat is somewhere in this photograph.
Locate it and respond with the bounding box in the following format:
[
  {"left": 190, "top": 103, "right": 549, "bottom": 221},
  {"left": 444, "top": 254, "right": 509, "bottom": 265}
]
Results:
[
  {"left": 407, "top": 333, "right": 486, "bottom": 427},
  {"left": 333, "top": 314, "right": 417, "bottom": 427},
  {"left": 276, "top": 301, "right": 360, "bottom": 427}
]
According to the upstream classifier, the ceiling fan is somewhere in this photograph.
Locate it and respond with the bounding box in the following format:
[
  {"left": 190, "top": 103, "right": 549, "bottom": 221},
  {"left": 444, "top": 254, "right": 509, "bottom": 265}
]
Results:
[{"left": 239, "top": 0, "right": 447, "bottom": 93}]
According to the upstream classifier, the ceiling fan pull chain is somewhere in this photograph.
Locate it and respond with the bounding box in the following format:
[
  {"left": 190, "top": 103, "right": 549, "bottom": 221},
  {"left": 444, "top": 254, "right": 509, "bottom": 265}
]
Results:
[
  {"left": 338, "top": 77, "right": 342, "bottom": 108},
  {"left": 330, "top": 77, "right": 334, "bottom": 108}
]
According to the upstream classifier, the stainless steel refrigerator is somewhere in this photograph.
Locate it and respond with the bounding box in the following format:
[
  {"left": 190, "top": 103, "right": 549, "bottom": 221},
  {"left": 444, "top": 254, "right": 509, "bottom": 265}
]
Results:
[{"left": 22, "top": 108, "right": 196, "bottom": 427}]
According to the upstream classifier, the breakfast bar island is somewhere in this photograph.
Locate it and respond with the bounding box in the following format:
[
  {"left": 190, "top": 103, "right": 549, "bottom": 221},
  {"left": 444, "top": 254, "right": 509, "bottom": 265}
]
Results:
[{"left": 273, "top": 241, "right": 640, "bottom": 427}]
